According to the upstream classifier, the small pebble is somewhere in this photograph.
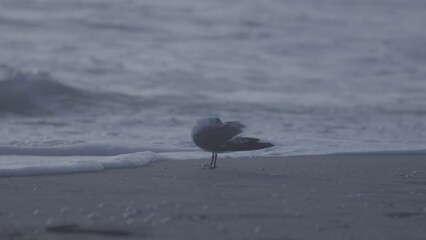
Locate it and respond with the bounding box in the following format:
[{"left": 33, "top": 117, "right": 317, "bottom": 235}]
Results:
[
  {"left": 202, "top": 205, "right": 210, "bottom": 211},
  {"left": 59, "top": 207, "right": 70, "bottom": 214},
  {"left": 87, "top": 213, "right": 98, "bottom": 220},
  {"left": 160, "top": 216, "right": 172, "bottom": 224},
  {"left": 46, "top": 218, "right": 55, "bottom": 225},
  {"left": 126, "top": 218, "right": 135, "bottom": 225},
  {"left": 348, "top": 193, "right": 366, "bottom": 198},
  {"left": 216, "top": 224, "right": 226, "bottom": 233},
  {"left": 315, "top": 225, "right": 324, "bottom": 232},
  {"left": 146, "top": 205, "right": 158, "bottom": 210},
  {"left": 143, "top": 213, "right": 157, "bottom": 223},
  {"left": 270, "top": 193, "right": 280, "bottom": 198},
  {"left": 33, "top": 209, "right": 40, "bottom": 216}
]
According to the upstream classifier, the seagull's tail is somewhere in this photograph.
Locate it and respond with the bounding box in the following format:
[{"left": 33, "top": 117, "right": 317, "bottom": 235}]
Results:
[{"left": 223, "top": 137, "right": 274, "bottom": 152}]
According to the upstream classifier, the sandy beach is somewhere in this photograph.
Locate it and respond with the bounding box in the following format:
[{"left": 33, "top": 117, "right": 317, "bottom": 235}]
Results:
[{"left": 1, "top": 154, "right": 426, "bottom": 240}]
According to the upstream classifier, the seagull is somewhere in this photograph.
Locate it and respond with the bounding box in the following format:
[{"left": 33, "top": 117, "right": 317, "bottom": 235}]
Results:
[{"left": 191, "top": 117, "right": 274, "bottom": 169}]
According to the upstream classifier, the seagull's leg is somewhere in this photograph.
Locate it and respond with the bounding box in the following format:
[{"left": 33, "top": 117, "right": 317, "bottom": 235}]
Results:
[
  {"left": 209, "top": 152, "right": 215, "bottom": 169},
  {"left": 213, "top": 153, "right": 218, "bottom": 168}
]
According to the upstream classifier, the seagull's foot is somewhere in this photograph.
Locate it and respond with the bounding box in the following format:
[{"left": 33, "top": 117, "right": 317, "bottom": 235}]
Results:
[{"left": 209, "top": 165, "right": 216, "bottom": 169}]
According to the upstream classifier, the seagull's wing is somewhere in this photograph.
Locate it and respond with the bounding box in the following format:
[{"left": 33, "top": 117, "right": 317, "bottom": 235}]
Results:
[
  {"left": 192, "top": 121, "right": 245, "bottom": 151},
  {"left": 223, "top": 121, "right": 245, "bottom": 130},
  {"left": 211, "top": 121, "right": 246, "bottom": 144},
  {"left": 221, "top": 137, "right": 274, "bottom": 152}
]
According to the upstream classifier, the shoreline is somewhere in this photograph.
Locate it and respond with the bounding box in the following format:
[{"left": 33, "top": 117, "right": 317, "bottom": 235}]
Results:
[
  {"left": 1, "top": 154, "right": 426, "bottom": 239},
  {"left": 1, "top": 147, "right": 426, "bottom": 178}
]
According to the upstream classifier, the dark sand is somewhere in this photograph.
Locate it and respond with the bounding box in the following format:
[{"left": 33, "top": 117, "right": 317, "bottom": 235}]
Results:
[{"left": 1, "top": 154, "right": 426, "bottom": 240}]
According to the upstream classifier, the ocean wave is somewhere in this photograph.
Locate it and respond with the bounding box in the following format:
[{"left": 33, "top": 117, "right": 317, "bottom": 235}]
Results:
[{"left": 0, "top": 65, "right": 142, "bottom": 116}]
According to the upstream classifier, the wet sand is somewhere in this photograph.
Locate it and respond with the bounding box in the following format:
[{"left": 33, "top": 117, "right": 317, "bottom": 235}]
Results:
[{"left": 1, "top": 154, "right": 426, "bottom": 240}]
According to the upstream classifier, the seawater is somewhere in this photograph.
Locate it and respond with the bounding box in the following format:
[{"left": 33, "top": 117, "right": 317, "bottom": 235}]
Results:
[{"left": 1, "top": 0, "right": 426, "bottom": 176}]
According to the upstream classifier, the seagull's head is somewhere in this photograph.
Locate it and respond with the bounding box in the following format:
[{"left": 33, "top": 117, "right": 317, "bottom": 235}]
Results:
[
  {"left": 192, "top": 117, "right": 222, "bottom": 137},
  {"left": 196, "top": 117, "right": 222, "bottom": 127}
]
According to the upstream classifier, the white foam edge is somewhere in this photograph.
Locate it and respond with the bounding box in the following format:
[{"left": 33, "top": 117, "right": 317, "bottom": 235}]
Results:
[
  {"left": 0, "top": 151, "right": 164, "bottom": 177},
  {"left": 0, "top": 143, "right": 195, "bottom": 156},
  {"left": 0, "top": 149, "right": 277, "bottom": 177}
]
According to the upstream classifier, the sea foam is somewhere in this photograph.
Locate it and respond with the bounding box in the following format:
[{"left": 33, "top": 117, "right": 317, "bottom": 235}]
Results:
[
  {"left": 0, "top": 151, "right": 162, "bottom": 177},
  {"left": 0, "top": 143, "right": 189, "bottom": 156}
]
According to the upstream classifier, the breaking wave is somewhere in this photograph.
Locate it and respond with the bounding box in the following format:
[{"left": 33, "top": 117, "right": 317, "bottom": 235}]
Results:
[{"left": 0, "top": 65, "right": 142, "bottom": 116}]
